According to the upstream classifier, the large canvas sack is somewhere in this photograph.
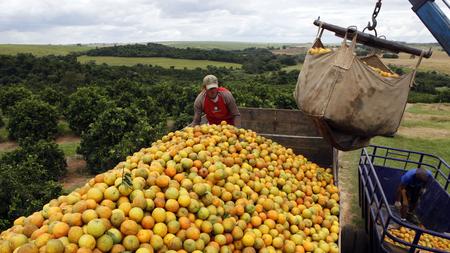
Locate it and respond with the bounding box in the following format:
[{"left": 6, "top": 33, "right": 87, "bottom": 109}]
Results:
[
  {"left": 294, "top": 30, "right": 423, "bottom": 137},
  {"left": 312, "top": 118, "right": 371, "bottom": 151}
]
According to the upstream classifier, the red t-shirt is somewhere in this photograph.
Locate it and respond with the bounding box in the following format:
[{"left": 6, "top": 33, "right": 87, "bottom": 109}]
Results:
[{"left": 203, "top": 87, "right": 234, "bottom": 125}]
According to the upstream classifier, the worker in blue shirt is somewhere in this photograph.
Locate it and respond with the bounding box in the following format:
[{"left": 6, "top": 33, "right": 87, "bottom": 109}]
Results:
[{"left": 395, "top": 168, "right": 432, "bottom": 220}]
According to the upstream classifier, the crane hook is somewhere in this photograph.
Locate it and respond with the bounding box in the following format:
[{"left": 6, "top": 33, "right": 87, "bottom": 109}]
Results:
[{"left": 363, "top": 0, "right": 382, "bottom": 37}]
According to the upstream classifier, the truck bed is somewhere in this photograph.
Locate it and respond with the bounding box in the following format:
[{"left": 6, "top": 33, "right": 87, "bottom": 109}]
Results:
[{"left": 239, "top": 107, "right": 338, "bottom": 170}]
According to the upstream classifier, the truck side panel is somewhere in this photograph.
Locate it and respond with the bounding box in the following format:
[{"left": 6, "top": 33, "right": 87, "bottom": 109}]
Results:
[{"left": 239, "top": 107, "right": 335, "bottom": 169}]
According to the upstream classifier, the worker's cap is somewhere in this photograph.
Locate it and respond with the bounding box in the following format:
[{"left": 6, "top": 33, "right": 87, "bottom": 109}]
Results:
[{"left": 203, "top": 75, "right": 219, "bottom": 90}]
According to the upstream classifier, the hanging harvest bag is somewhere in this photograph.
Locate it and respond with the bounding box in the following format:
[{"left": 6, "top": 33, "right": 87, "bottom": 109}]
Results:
[{"left": 294, "top": 27, "right": 423, "bottom": 150}]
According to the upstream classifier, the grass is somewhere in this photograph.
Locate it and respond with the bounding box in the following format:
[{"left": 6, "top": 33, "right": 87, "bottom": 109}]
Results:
[
  {"left": 57, "top": 121, "right": 74, "bottom": 136},
  {"left": 77, "top": 56, "right": 242, "bottom": 69},
  {"left": 406, "top": 103, "right": 450, "bottom": 116},
  {"left": 0, "top": 127, "right": 8, "bottom": 143},
  {"left": 0, "top": 44, "right": 94, "bottom": 56},
  {"left": 401, "top": 119, "right": 450, "bottom": 129},
  {"left": 371, "top": 136, "right": 450, "bottom": 162},
  {"left": 58, "top": 141, "right": 80, "bottom": 157},
  {"left": 339, "top": 103, "right": 450, "bottom": 228},
  {"left": 339, "top": 150, "right": 365, "bottom": 227}
]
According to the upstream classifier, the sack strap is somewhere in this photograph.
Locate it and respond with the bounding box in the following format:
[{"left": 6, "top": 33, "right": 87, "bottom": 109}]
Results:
[
  {"left": 316, "top": 23, "right": 324, "bottom": 39},
  {"left": 341, "top": 26, "right": 358, "bottom": 50},
  {"left": 409, "top": 51, "right": 424, "bottom": 87}
]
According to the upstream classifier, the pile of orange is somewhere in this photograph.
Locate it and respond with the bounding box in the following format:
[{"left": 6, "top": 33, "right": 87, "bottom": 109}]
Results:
[
  {"left": 0, "top": 122, "right": 339, "bottom": 253},
  {"left": 385, "top": 226, "right": 450, "bottom": 252}
]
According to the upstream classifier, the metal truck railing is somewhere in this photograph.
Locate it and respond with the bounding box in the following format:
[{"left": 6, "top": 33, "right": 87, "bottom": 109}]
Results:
[{"left": 358, "top": 145, "right": 450, "bottom": 253}]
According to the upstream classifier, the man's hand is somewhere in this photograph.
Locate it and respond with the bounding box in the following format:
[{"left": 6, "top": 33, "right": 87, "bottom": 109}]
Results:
[
  {"left": 191, "top": 111, "right": 201, "bottom": 126},
  {"left": 394, "top": 201, "right": 401, "bottom": 209}
]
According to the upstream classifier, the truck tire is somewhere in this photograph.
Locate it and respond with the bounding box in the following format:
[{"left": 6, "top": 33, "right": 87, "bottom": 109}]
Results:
[{"left": 341, "top": 225, "right": 369, "bottom": 253}]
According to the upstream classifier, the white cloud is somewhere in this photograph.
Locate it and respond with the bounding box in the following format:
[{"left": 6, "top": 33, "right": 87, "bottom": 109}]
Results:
[{"left": 0, "top": 0, "right": 445, "bottom": 44}]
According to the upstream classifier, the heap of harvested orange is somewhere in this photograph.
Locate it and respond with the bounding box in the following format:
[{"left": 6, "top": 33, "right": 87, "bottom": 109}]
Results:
[
  {"left": 385, "top": 226, "right": 450, "bottom": 252},
  {"left": 367, "top": 66, "right": 400, "bottom": 78},
  {"left": 308, "top": 47, "right": 332, "bottom": 55},
  {"left": 0, "top": 122, "right": 339, "bottom": 253},
  {"left": 361, "top": 61, "right": 399, "bottom": 78}
]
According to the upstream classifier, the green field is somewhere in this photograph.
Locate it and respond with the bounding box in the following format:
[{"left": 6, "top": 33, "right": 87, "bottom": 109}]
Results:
[
  {"left": 77, "top": 56, "right": 242, "bottom": 69},
  {"left": 160, "top": 41, "right": 301, "bottom": 50},
  {"left": 383, "top": 50, "right": 450, "bottom": 75},
  {"left": 282, "top": 63, "right": 302, "bottom": 72},
  {"left": 339, "top": 103, "right": 450, "bottom": 227},
  {"left": 0, "top": 44, "right": 94, "bottom": 56}
]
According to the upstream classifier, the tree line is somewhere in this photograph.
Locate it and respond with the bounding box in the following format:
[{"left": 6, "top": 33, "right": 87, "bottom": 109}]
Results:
[{"left": 85, "top": 43, "right": 300, "bottom": 73}]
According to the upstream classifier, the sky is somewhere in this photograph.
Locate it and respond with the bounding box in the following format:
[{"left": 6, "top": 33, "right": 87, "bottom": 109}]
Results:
[{"left": 0, "top": 0, "right": 448, "bottom": 44}]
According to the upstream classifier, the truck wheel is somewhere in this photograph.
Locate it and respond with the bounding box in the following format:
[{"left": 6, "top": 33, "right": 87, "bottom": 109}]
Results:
[{"left": 341, "top": 225, "right": 369, "bottom": 253}]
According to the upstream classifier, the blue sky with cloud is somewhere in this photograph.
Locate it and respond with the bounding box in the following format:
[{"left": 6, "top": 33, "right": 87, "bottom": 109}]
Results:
[{"left": 0, "top": 0, "right": 447, "bottom": 44}]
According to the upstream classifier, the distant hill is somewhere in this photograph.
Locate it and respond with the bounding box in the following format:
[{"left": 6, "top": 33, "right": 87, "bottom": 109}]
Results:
[
  {"left": 0, "top": 41, "right": 442, "bottom": 56},
  {"left": 159, "top": 41, "right": 303, "bottom": 50},
  {"left": 0, "top": 44, "right": 95, "bottom": 56}
]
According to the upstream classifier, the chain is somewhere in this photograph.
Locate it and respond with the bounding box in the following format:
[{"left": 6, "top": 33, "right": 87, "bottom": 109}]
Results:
[{"left": 363, "top": 0, "right": 382, "bottom": 37}]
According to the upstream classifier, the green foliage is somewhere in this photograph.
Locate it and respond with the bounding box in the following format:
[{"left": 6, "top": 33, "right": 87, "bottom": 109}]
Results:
[
  {"left": 382, "top": 53, "right": 399, "bottom": 59},
  {"left": 0, "top": 128, "right": 8, "bottom": 143},
  {"left": 57, "top": 120, "right": 73, "bottom": 136},
  {"left": 388, "top": 64, "right": 405, "bottom": 75},
  {"left": 436, "top": 89, "right": 450, "bottom": 102},
  {"left": 0, "top": 113, "right": 4, "bottom": 128},
  {"left": 408, "top": 91, "right": 437, "bottom": 103},
  {"left": 273, "top": 92, "right": 297, "bottom": 109},
  {"left": 38, "top": 86, "right": 69, "bottom": 113},
  {"left": 414, "top": 71, "right": 450, "bottom": 94},
  {"left": 65, "top": 86, "right": 113, "bottom": 135},
  {"left": 0, "top": 86, "right": 34, "bottom": 114},
  {"left": 78, "top": 107, "right": 162, "bottom": 174},
  {"left": 0, "top": 156, "right": 62, "bottom": 230},
  {"left": 1, "top": 140, "right": 67, "bottom": 180},
  {"left": 87, "top": 43, "right": 243, "bottom": 62},
  {"left": 7, "top": 98, "right": 59, "bottom": 144}
]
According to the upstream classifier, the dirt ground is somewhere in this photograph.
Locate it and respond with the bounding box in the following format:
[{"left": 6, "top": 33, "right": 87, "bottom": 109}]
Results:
[
  {"left": 61, "top": 155, "right": 90, "bottom": 191},
  {"left": 0, "top": 141, "right": 18, "bottom": 152},
  {"left": 397, "top": 126, "right": 450, "bottom": 139},
  {"left": 56, "top": 135, "right": 80, "bottom": 144}
]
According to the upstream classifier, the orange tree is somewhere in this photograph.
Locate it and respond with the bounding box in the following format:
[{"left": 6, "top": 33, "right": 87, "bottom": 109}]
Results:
[
  {"left": 7, "top": 98, "right": 59, "bottom": 144},
  {"left": 1, "top": 140, "right": 67, "bottom": 180},
  {"left": 0, "top": 155, "right": 62, "bottom": 230},
  {"left": 78, "top": 106, "right": 163, "bottom": 174}
]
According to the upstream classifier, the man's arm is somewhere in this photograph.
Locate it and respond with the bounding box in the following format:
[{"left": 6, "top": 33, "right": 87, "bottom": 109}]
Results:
[
  {"left": 191, "top": 94, "right": 203, "bottom": 126},
  {"left": 401, "top": 187, "right": 408, "bottom": 206},
  {"left": 400, "top": 187, "right": 409, "bottom": 218},
  {"left": 191, "top": 111, "right": 202, "bottom": 126}
]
